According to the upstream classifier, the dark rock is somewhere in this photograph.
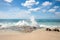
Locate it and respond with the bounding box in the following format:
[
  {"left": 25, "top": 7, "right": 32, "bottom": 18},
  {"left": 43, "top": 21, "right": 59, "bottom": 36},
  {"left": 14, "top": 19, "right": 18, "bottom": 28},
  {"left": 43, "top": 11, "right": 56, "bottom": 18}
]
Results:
[
  {"left": 33, "top": 27, "right": 37, "bottom": 29},
  {"left": 46, "top": 28, "right": 51, "bottom": 31},
  {"left": 53, "top": 28, "right": 59, "bottom": 32}
]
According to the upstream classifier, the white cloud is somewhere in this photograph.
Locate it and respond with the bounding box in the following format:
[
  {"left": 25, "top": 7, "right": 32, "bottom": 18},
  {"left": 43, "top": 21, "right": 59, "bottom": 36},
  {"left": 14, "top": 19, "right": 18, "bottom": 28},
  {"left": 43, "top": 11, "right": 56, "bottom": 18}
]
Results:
[
  {"left": 29, "top": 7, "right": 40, "bottom": 12},
  {"left": 0, "top": 7, "right": 31, "bottom": 19},
  {"left": 55, "top": 12, "right": 60, "bottom": 17},
  {"left": 9, "top": 8, "right": 31, "bottom": 19},
  {"left": 21, "top": 0, "right": 39, "bottom": 8},
  {"left": 48, "top": 9, "right": 56, "bottom": 13},
  {"left": 53, "top": 6, "right": 59, "bottom": 9},
  {"left": 0, "top": 12, "right": 17, "bottom": 19},
  {"left": 42, "top": 9, "right": 47, "bottom": 13},
  {"left": 48, "top": 6, "right": 59, "bottom": 13},
  {"left": 28, "top": 1, "right": 52, "bottom": 13},
  {"left": 55, "top": 12, "right": 60, "bottom": 15},
  {"left": 4, "top": 0, "right": 13, "bottom": 3},
  {"left": 42, "top": 1, "right": 52, "bottom": 6},
  {"left": 15, "top": 10, "right": 31, "bottom": 19}
]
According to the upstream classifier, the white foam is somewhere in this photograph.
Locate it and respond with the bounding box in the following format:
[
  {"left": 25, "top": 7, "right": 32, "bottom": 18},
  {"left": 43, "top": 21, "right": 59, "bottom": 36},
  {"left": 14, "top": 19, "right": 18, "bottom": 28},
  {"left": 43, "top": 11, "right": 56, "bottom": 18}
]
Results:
[
  {"left": 16, "top": 16, "right": 39, "bottom": 27},
  {"left": 0, "top": 23, "right": 16, "bottom": 28},
  {"left": 39, "top": 24, "right": 60, "bottom": 28},
  {"left": 40, "top": 24, "right": 51, "bottom": 28},
  {"left": 0, "top": 16, "right": 59, "bottom": 29},
  {"left": 30, "top": 16, "right": 39, "bottom": 27},
  {"left": 16, "top": 20, "right": 30, "bottom": 26}
]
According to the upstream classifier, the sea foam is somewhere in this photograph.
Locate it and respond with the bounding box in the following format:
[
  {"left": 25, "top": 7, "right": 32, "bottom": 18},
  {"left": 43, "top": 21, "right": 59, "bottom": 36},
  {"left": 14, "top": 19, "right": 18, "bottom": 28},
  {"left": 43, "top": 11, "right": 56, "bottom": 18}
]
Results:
[
  {"left": 16, "top": 16, "right": 39, "bottom": 27},
  {"left": 0, "top": 16, "right": 40, "bottom": 29}
]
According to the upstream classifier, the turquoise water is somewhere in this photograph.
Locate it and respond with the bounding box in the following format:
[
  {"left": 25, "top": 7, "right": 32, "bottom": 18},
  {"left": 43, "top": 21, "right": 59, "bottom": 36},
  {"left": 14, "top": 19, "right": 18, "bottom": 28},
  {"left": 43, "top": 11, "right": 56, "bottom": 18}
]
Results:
[{"left": 0, "top": 19, "right": 60, "bottom": 26}]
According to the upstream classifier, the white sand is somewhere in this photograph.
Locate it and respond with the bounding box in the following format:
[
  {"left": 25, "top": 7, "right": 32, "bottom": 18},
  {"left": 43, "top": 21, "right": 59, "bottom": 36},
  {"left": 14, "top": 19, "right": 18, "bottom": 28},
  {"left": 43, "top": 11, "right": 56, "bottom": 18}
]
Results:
[{"left": 0, "top": 29, "right": 60, "bottom": 40}]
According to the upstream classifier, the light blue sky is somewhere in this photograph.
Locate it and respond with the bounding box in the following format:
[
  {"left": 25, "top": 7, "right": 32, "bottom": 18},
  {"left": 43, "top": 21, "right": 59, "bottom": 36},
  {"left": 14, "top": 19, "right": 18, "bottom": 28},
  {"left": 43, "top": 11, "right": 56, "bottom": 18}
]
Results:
[{"left": 0, "top": 0, "right": 60, "bottom": 19}]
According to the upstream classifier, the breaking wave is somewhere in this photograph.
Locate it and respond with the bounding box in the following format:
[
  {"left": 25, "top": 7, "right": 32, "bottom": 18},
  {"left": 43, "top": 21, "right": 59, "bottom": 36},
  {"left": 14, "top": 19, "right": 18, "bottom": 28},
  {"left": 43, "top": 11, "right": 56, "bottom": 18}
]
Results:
[
  {"left": 0, "top": 16, "right": 60, "bottom": 30},
  {"left": 0, "top": 16, "right": 40, "bottom": 29}
]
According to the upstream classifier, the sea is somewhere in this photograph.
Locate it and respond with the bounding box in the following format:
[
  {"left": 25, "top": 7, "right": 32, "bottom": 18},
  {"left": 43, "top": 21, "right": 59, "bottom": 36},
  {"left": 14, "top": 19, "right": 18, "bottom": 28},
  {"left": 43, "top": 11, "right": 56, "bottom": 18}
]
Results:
[{"left": 0, "top": 19, "right": 60, "bottom": 28}]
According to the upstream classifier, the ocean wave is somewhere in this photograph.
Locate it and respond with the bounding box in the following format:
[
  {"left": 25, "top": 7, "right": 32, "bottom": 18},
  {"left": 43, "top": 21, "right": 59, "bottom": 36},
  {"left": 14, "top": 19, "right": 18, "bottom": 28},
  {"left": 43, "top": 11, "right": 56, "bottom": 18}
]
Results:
[
  {"left": 0, "top": 16, "right": 39, "bottom": 30},
  {"left": 0, "top": 16, "right": 60, "bottom": 30}
]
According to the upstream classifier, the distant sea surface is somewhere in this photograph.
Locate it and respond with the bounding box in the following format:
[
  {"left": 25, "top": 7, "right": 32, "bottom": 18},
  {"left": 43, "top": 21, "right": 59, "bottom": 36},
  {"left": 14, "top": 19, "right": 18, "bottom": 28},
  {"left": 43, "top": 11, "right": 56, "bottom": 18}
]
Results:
[{"left": 0, "top": 19, "right": 60, "bottom": 27}]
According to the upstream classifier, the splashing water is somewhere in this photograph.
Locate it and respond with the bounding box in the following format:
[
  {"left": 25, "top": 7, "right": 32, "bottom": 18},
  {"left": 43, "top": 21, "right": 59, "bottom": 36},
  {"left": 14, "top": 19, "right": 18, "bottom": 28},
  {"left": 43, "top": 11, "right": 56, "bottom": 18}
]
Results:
[
  {"left": 0, "top": 17, "right": 60, "bottom": 29},
  {"left": 30, "top": 16, "right": 39, "bottom": 27},
  {"left": 16, "top": 16, "right": 39, "bottom": 27},
  {"left": 16, "top": 20, "right": 29, "bottom": 26},
  {"left": 0, "top": 16, "right": 39, "bottom": 29}
]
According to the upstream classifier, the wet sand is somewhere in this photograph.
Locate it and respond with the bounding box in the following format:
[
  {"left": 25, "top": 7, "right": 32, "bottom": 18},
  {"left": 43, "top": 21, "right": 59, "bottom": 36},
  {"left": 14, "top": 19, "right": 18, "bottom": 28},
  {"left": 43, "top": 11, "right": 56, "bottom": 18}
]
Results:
[{"left": 0, "top": 29, "right": 60, "bottom": 40}]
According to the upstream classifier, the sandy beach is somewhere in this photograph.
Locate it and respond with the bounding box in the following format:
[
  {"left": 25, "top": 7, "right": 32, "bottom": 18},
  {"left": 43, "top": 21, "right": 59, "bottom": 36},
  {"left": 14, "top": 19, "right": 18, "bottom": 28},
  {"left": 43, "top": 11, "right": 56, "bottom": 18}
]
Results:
[{"left": 0, "top": 29, "right": 60, "bottom": 40}]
